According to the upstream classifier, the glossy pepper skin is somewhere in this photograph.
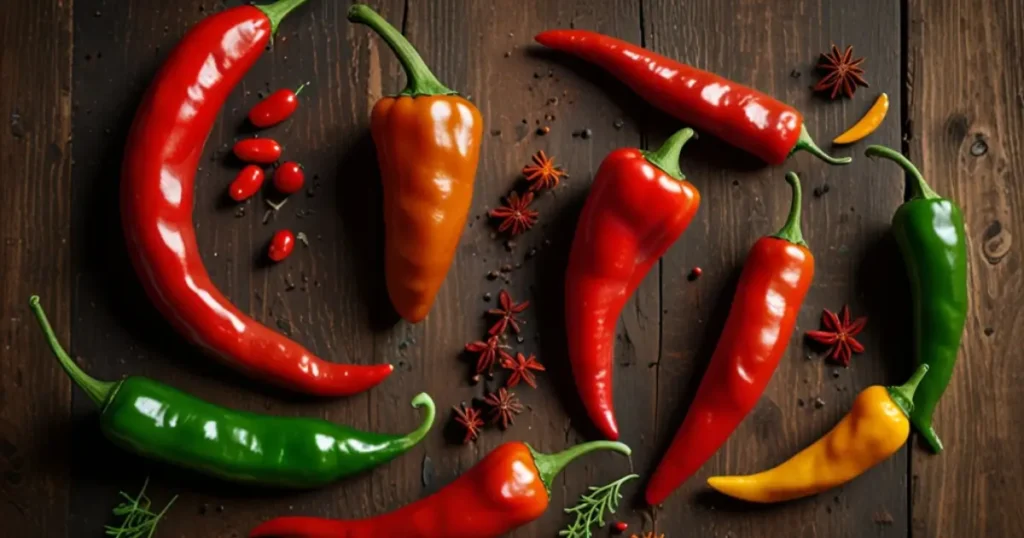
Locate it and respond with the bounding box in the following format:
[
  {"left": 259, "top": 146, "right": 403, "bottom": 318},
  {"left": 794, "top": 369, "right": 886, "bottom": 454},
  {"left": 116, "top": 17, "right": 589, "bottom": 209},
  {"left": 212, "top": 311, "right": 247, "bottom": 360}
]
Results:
[
  {"left": 349, "top": 4, "right": 483, "bottom": 323},
  {"left": 707, "top": 364, "right": 929, "bottom": 503},
  {"left": 565, "top": 128, "right": 701, "bottom": 440},
  {"left": 119, "top": 0, "right": 393, "bottom": 397},
  {"left": 534, "top": 30, "right": 849, "bottom": 166},
  {"left": 29, "top": 296, "right": 434, "bottom": 489},
  {"left": 249, "top": 83, "right": 305, "bottom": 128},
  {"left": 646, "top": 172, "right": 814, "bottom": 506},
  {"left": 234, "top": 138, "right": 284, "bottom": 164},
  {"left": 250, "top": 440, "right": 630, "bottom": 537},
  {"left": 866, "top": 145, "right": 968, "bottom": 453}
]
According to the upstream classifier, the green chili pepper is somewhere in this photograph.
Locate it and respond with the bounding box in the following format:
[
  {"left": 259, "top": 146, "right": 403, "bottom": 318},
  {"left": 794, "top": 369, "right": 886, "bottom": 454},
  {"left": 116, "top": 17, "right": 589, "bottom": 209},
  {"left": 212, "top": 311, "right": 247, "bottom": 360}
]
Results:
[
  {"left": 29, "top": 295, "right": 436, "bottom": 487},
  {"left": 865, "top": 146, "right": 969, "bottom": 453}
]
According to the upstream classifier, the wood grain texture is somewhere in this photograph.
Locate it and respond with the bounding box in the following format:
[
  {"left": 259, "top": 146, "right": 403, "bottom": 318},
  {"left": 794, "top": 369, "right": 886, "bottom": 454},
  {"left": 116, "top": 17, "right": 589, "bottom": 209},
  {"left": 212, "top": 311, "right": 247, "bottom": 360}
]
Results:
[
  {"left": 907, "top": 0, "right": 1024, "bottom": 536},
  {"left": 0, "top": 0, "right": 73, "bottom": 536}
]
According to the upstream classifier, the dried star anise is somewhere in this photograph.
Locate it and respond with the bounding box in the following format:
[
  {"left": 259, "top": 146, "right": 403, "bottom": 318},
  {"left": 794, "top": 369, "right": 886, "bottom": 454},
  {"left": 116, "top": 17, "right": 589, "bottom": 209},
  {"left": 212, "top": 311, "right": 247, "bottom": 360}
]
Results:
[
  {"left": 484, "top": 388, "right": 524, "bottom": 429},
  {"left": 813, "top": 44, "right": 868, "bottom": 99},
  {"left": 805, "top": 305, "right": 867, "bottom": 367},
  {"left": 487, "top": 289, "right": 529, "bottom": 335},
  {"left": 502, "top": 352, "right": 546, "bottom": 388},
  {"left": 465, "top": 335, "right": 512, "bottom": 376},
  {"left": 452, "top": 402, "right": 484, "bottom": 444},
  {"left": 522, "top": 150, "right": 567, "bottom": 192},
  {"left": 489, "top": 191, "right": 539, "bottom": 236}
]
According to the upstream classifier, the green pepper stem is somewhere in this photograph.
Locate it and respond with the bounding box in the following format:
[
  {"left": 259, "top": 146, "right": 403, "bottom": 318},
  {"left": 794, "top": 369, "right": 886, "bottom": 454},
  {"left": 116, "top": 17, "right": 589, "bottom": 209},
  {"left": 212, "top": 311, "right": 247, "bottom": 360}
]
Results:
[
  {"left": 293, "top": 82, "right": 307, "bottom": 96},
  {"left": 642, "top": 127, "right": 696, "bottom": 180},
  {"left": 887, "top": 364, "right": 930, "bottom": 418},
  {"left": 28, "top": 295, "right": 114, "bottom": 407},
  {"left": 255, "top": 0, "right": 308, "bottom": 36},
  {"left": 864, "top": 145, "right": 940, "bottom": 201},
  {"left": 347, "top": 4, "right": 455, "bottom": 97},
  {"left": 394, "top": 392, "right": 436, "bottom": 449},
  {"left": 527, "top": 441, "right": 631, "bottom": 493},
  {"left": 793, "top": 125, "right": 852, "bottom": 165},
  {"left": 769, "top": 172, "right": 807, "bottom": 247}
]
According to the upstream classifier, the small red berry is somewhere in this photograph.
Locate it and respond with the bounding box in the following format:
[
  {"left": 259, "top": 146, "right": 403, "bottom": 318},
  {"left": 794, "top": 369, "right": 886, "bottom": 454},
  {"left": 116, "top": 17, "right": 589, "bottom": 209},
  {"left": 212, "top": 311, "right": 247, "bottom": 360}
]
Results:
[
  {"left": 228, "top": 165, "right": 265, "bottom": 202},
  {"left": 268, "top": 230, "right": 295, "bottom": 262},
  {"left": 613, "top": 521, "right": 628, "bottom": 532},
  {"left": 689, "top": 266, "right": 703, "bottom": 280},
  {"left": 248, "top": 83, "right": 305, "bottom": 128},
  {"left": 273, "top": 161, "right": 305, "bottom": 194},
  {"left": 233, "top": 138, "right": 281, "bottom": 164}
]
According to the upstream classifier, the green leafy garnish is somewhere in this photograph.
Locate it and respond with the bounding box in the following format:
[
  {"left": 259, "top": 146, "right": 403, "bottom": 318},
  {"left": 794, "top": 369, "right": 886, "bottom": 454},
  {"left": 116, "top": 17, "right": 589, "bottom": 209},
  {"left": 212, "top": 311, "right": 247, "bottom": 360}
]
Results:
[
  {"left": 559, "top": 473, "right": 638, "bottom": 538},
  {"left": 104, "top": 477, "right": 178, "bottom": 537}
]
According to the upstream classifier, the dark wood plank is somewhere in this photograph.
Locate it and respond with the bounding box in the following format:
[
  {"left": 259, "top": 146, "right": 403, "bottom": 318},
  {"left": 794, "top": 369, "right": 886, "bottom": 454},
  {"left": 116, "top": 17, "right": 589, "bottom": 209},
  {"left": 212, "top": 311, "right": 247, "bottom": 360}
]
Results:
[
  {"left": 643, "top": 0, "right": 907, "bottom": 536},
  {"left": 0, "top": 0, "right": 73, "bottom": 536},
  {"left": 907, "top": 0, "right": 1024, "bottom": 536}
]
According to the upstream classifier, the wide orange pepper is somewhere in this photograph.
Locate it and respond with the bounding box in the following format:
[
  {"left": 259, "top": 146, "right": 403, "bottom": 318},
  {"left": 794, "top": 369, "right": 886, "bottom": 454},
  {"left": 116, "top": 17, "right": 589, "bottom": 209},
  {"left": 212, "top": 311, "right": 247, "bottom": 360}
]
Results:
[{"left": 349, "top": 4, "right": 483, "bottom": 323}]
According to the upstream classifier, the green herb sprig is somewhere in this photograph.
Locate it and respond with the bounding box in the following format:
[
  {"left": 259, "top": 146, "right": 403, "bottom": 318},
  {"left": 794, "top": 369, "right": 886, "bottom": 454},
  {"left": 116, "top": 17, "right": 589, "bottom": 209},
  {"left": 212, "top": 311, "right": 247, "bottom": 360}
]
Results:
[
  {"left": 559, "top": 473, "right": 638, "bottom": 538},
  {"left": 105, "top": 477, "right": 178, "bottom": 538}
]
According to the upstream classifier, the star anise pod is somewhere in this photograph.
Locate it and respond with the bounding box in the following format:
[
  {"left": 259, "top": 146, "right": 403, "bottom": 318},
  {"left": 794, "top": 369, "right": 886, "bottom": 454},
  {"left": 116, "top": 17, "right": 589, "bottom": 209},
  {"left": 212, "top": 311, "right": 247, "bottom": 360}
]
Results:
[
  {"left": 522, "top": 150, "right": 567, "bottom": 192},
  {"left": 813, "top": 44, "right": 868, "bottom": 99},
  {"left": 805, "top": 305, "right": 867, "bottom": 367},
  {"left": 489, "top": 191, "right": 539, "bottom": 236},
  {"left": 464, "top": 335, "right": 512, "bottom": 376},
  {"left": 452, "top": 402, "right": 484, "bottom": 444},
  {"left": 483, "top": 388, "right": 524, "bottom": 429},
  {"left": 487, "top": 289, "right": 529, "bottom": 335},
  {"left": 501, "top": 352, "right": 546, "bottom": 388}
]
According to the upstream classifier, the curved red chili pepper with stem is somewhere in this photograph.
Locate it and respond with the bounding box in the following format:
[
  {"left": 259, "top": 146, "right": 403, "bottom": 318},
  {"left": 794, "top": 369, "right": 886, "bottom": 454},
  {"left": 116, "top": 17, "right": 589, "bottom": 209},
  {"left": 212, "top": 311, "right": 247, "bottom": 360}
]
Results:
[
  {"left": 645, "top": 172, "right": 815, "bottom": 506},
  {"left": 565, "top": 127, "right": 701, "bottom": 440},
  {"left": 120, "top": 0, "right": 393, "bottom": 396},
  {"left": 534, "top": 30, "right": 850, "bottom": 166}
]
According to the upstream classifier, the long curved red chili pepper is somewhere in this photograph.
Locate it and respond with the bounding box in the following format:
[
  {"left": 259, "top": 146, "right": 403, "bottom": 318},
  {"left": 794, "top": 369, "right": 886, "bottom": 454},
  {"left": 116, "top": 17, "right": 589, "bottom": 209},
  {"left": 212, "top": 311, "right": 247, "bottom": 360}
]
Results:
[
  {"left": 564, "top": 128, "right": 701, "bottom": 440},
  {"left": 119, "top": 0, "right": 393, "bottom": 396},
  {"left": 645, "top": 172, "right": 814, "bottom": 505},
  {"left": 249, "top": 440, "right": 630, "bottom": 537},
  {"left": 534, "top": 30, "right": 850, "bottom": 166}
]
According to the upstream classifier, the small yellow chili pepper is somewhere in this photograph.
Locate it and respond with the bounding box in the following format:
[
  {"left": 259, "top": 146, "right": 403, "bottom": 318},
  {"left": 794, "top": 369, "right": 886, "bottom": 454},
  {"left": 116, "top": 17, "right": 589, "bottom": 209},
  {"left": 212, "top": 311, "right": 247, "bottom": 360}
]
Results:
[
  {"left": 707, "top": 363, "right": 928, "bottom": 503},
  {"left": 833, "top": 92, "right": 890, "bottom": 145}
]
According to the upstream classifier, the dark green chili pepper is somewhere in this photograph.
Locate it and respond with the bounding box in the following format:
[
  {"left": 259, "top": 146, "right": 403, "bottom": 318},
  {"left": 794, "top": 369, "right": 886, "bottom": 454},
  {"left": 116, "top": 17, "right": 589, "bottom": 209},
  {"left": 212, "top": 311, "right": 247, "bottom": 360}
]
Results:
[
  {"left": 29, "top": 295, "right": 436, "bottom": 487},
  {"left": 865, "top": 146, "right": 968, "bottom": 453}
]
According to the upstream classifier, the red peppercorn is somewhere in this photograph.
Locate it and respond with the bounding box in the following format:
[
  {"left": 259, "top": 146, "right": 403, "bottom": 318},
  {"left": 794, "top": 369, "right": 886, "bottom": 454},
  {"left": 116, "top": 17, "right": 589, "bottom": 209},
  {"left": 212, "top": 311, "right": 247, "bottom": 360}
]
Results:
[
  {"left": 273, "top": 161, "right": 305, "bottom": 194},
  {"left": 268, "top": 230, "right": 295, "bottom": 262},
  {"left": 248, "top": 83, "right": 305, "bottom": 128},
  {"left": 233, "top": 138, "right": 282, "bottom": 164},
  {"left": 613, "top": 521, "right": 628, "bottom": 532},
  {"left": 228, "top": 165, "right": 265, "bottom": 202},
  {"left": 689, "top": 266, "right": 703, "bottom": 280}
]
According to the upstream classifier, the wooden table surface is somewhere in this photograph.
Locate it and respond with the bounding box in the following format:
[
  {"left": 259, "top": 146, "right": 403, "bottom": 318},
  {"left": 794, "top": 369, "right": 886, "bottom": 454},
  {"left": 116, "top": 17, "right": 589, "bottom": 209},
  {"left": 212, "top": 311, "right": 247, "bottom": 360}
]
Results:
[{"left": 4, "top": 0, "right": 1023, "bottom": 536}]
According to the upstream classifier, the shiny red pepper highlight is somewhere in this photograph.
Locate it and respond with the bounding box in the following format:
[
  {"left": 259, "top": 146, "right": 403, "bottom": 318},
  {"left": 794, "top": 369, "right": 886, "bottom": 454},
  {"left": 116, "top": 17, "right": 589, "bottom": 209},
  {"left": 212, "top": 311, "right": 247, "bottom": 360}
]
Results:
[
  {"left": 645, "top": 172, "right": 814, "bottom": 506},
  {"left": 249, "top": 83, "right": 305, "bottom": 128},
  {"left": 534, "top": 30, "right": 849, "bottom": 166},
  {"left": 119, "top": 0, "right": 393, "bottom": 397},
  {"left": 273, "top": 161, "right": 304, "bottom": 194},
  {"left": 234, "top": 138, "right": 283, "bottom": 164},
  {"left": 565, "top": 128, "right": 701, "bottom": 440},
  {"left": 229, "top": 165, "right": 265, "bottom": 202}
]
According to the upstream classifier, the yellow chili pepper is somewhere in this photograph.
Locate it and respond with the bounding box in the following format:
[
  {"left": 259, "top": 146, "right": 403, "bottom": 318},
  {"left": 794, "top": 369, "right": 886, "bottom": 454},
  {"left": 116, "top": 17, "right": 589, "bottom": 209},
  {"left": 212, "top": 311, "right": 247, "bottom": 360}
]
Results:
[
  {"left": 833, "top": 92, "right": 890, "bottom": 145},
  {"left": 706, "top": 363, "right": 928, "bottom": 503}
]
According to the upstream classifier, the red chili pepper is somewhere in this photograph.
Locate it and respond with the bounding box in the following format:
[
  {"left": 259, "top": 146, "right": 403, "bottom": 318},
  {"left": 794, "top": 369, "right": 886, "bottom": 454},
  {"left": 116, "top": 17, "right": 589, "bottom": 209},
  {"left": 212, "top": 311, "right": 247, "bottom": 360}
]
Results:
[
  {"left": 565, "top": 128, "right": 701, "bottom": 440},
  {"left": 534, "top": 30, "right": 850, "bottom": 166},
  {"left": 645, "top": 172, "right": 814, "bottom": 506},
  {"left": 249, "top": 440, "right": 630, "bottom": 537},
  {"left": 233, "top": 138, "right": 282, "bottom": 164},
  {"left": 119, "top": 0, "right": 393, "bottom": 397},
  {"left": 229, "top": 165, "right": 265, "bottom": 202},
  {"left": 268, "top": 229, "right": 296, "bottom": 262},
  {"left": 273, "top": 161, "right": 304, "bottom": 194},
  {"left": 248, "top": 83, "right": 305, "bottom": 127}
]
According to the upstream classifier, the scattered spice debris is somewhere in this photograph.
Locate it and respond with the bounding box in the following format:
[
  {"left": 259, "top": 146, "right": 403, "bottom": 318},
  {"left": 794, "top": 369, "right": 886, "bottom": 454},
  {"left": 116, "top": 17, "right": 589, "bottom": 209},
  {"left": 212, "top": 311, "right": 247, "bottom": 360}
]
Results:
[
  {"left": 452, "top": 403, "right": 484, "bottom": 444},
  {"left": 487, "top": 270, "right": 500, "bottom": 280},
  {"left": 234, "top": 206, "right": 246, "bottom": 218},
  {"left": 263, "top": 198, "right": 287, "bottom": 224},
  {"left": 490, "top": 191, "right": 539, "bottom": 236},
  {"left": 490, "top": 129, "right": 502, "bottom": 136},
  {"left": 522, "top": 150, "right": 567, "bottom": 192},
  {"left": 797, "top": 398, "right": 805, "bottom": 407},
  {"left": 873, "top": 510, "right": 895, "bottom": 525},
  {"left": 483, "top": 292, "right": 493, "bottom": 302},
  {"left": 581, "top": 128, "right": 593, "bottom": 139},
  {"left": 790, "top": 69, "right": 802, "bottom": 78},
  {"left": 295, "top": 232, "right": 309, "bottom": 247},
  {"left": 465, "top": 335, "right": 511, "bottom": 377},
  {"left": 814, "top": 397, "right": 826, "bottom": 409},
  {"left": 484, "top": 388, "right": 524, "bottom": 429},
  {"left": 487, "top": 289, "right": 529, "bottom": 335},
  {"left": 805, "top": 305, "right": 867, "bottom": 367},
  {"left": 502, "top": 352, "right": 545, "bottom": 389},
  {"left": 814, "top": 44, "right": 869, "bottom": 99},
  {"left": 613, "top": 119, "right": 624, "bottom": 129},
  {"left": 536, "top": 126, "right": 550, "bottom": 135}
]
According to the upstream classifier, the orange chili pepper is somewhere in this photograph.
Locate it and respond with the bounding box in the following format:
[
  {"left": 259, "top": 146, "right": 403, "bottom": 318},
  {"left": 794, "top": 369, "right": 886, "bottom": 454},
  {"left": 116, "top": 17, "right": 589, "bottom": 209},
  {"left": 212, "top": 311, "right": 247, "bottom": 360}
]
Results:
[
  {"left": 832, "top": 92, "right": 889, "bottom": 145},
  {"left": 349, "top": 4, "right": 483, "bottom": 323}
]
